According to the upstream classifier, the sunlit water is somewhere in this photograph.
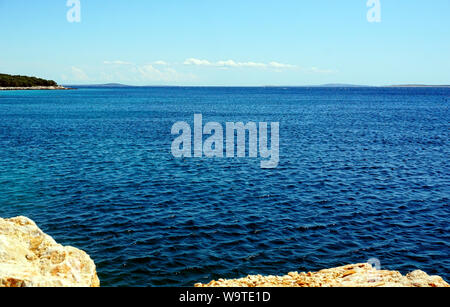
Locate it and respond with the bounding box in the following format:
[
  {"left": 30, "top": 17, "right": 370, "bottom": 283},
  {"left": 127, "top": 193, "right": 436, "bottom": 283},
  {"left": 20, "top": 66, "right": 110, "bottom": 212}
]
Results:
[{"left": 0, "top": 87, "right": 448, "bottom": 286}]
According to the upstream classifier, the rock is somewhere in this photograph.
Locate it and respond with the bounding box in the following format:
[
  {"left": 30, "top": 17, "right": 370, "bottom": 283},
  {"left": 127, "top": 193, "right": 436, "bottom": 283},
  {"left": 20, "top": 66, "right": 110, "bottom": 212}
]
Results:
[
  {"left": 0, "top": 216, "right": 100, "bottom": 287},
  {"left": 195, "top": 263, "right": 449, "bottom": 287},
  {"left": 0, "top": 86, "right": 71, "bottom": 90}
]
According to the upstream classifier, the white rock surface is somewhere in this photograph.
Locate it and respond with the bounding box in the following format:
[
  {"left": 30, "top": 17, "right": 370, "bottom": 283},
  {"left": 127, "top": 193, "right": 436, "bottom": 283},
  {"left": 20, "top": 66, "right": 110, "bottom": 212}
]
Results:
[{"left": 0, "top": 216, "right": 100, "bottom": 287}]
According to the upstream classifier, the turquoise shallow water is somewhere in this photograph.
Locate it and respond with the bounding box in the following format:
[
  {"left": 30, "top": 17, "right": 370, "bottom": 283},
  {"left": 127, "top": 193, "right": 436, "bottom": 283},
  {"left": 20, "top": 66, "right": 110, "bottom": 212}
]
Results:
[{"left": 0, "top": 87, "right": 448, "bottom": 286}]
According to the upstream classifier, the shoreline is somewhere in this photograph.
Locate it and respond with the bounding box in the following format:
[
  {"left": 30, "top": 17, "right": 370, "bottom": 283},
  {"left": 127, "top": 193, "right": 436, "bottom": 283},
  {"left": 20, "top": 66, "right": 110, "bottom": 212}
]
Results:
[
  {"left": 196, "top": 263, "right": 450, "bottom": 287},
  {"left": 0, "top": 216, "right": 99, "bottom": 287},
  {"left": 1, "top": 216, "right": 449, "bottom": 287},
  {"left": 0, "top": 86, "right": 73, "bottom": 91}
]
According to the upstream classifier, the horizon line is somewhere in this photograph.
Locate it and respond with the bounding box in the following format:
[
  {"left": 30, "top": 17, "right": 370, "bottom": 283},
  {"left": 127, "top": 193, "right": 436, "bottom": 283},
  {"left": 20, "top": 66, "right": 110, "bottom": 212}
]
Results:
[{"left": 62, "top": 83, "right": 450, "bottom": 88}]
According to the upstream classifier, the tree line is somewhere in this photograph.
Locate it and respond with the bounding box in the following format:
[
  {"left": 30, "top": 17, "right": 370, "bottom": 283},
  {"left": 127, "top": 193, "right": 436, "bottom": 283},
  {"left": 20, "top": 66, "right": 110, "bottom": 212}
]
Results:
[{"left": 0, "top": 73, "right": 57, "bottom": 87}]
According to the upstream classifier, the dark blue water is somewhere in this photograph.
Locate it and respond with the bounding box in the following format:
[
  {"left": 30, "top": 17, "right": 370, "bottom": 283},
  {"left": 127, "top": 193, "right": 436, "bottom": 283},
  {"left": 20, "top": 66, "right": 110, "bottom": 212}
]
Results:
[{"left": 0, "top": 87, "right": 448, "bottom": 286}]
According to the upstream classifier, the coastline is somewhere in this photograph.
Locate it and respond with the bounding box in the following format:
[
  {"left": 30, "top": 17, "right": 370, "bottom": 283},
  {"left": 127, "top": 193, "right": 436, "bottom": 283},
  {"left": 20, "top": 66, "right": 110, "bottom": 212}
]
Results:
[
  {"left": 196, "top": 263, "right": 450, "bottom": 287},
  {"left": 0, "top": 216, "right": 99, "bottom": 287},
  {"left": 1, "top": 215, "right": 449, "bottom": 287},
  {"left": 0, "top": 86, "right": 73, "bottom": 91}
]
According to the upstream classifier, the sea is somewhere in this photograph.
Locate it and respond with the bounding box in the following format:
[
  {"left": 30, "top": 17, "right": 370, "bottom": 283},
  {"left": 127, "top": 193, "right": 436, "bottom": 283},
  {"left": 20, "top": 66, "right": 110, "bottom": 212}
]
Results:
[{"left": 0, "top": 87, "right": 448, "bottom": 286}]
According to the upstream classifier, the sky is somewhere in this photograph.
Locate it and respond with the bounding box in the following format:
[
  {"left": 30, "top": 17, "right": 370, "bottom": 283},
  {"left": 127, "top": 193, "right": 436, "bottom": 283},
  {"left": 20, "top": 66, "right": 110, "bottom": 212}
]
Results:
[{"left": 0, "top": 0, "right": 449, "bottom": 86}]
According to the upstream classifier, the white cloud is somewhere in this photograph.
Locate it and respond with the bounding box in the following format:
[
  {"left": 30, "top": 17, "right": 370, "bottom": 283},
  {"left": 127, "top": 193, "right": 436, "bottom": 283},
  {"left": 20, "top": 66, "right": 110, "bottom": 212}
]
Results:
[
  {"left": 71, "top": 66, "right": 89, "bottom": 81},
  {"left": 240, "top": 62, "right": 268, "bottom": 68},
  {"left": 183, "top": 58, "right": 297, "bottom": 70},
  {"left": 153, "top": 60, "right": 169, "bottom": 66},
  {"left": 101, "top": 61, "right": 195, "bottom": 83},
  {"left": 139, "top": 65, "right": 196, "bottom": 83},
  {"left": 216, "top": 60, "right": 239, "bottom": 67},
  {"left": 217, "top": 60, "right": 268, "bottom": 68},
  {"left": 184, "top": 58, "right": 213, "bottom": 66},
  {"left": 103, "top": 60, "right": 133, "bottom": 65},
  {"left": 269, "top": 62, "right": 296, "bottom": 69},
  {"left": 95, "top": 58, "right": 336, "bottom": 84},
  {"left": 137, "top": 64, "right": 170, "bottom": 81}
]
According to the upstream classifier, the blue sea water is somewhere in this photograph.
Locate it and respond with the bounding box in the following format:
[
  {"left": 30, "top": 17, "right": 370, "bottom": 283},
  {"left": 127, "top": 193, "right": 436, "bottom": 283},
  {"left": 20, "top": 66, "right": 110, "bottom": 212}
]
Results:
[{"left": 0, "top": 87, "right": 448, "bottom": 286}]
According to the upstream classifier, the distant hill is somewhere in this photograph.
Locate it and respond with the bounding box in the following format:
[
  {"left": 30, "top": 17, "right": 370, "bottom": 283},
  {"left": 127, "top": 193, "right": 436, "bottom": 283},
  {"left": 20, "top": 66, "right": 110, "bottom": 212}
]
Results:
[
  {"left": 318, "top": 84, "right": 371, "bottom": 88},
  {"left": 64, "top": 83, "right": 450, "bottom": 88},
  {"left": 386, "top": 84, "right": 450, "bottom": 88},
  {"left": 67, "top": 83, "right": 134, "bottom": 88},
  {"left": 0, "top": 73, "right": 57, "bottom": 87},
  {"left": 320, "top": 83, "right": 450, "bottom": 88}
]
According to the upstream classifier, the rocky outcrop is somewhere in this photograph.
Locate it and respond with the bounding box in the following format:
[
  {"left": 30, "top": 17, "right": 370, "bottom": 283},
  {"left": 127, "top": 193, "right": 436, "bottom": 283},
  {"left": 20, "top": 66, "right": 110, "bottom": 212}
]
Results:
[
  {"left": 196, "top": 263, "right": 449, "bottom": 287},
  {"left": 0, "top": 86, "right": 70, "bottom": 90},
  {"left": 0, "top": 216, "right": 99, "bottom": 287}
]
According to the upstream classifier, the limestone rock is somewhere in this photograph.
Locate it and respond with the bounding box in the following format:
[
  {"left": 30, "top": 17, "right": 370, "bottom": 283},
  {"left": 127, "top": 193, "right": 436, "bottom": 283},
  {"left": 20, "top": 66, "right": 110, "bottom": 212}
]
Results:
[
  {"left": 0, "top": 216, "right": 100, "bottom": 287},
  {"left": 196, "top": 263, "right": 449, "bottom": 287},
  {"left": 0, "top": 86, "right": 70, "bottom": 90}
]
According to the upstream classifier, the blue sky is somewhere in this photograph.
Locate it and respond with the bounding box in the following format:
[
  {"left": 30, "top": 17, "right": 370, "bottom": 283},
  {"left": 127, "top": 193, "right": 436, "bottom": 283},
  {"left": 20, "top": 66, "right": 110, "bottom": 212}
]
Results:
[{"left": 0, "top": 0, "right": 449, "bottom": 86}]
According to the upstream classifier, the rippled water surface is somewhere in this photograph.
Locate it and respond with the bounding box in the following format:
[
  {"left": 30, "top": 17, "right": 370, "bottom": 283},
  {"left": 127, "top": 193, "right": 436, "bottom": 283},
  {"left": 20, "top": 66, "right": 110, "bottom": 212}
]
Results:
[{"left": 0, "top": 87, "right": 448, "bottom": 286}]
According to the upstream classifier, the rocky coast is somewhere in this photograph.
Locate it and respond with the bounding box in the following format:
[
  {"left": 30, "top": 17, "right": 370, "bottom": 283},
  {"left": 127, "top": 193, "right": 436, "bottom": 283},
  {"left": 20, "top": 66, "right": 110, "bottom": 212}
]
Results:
[
  {"left": 0, "top": 86, "right": 71, "bottom": 90},
  {"left": 0, "top": 216, "right": 448, "bottom": 287},
  {"left": 0, "top": 216, "right": 99, "bottom": 287},
  {"left": 196, "top": 263, "right": 449, "bottom": 287}
]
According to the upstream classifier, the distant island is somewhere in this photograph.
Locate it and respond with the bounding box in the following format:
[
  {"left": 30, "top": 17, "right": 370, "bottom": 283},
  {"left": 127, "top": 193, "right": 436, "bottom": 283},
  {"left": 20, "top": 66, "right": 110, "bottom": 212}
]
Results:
[
  {"left": 0, "top": 73, "right": 69, "bottom": 90},
  {"left": 318, "top": 83, "right": 370, "bottom": 88},
  {"left": 385, "top": 84, "right": 450, "bottom": 88},
  {"left": 67, "top": 83, "right": 135, "bottom": 88},
  {"left": 4, "top": 77, "right": 449, "bottom": 90},
  {"left": 67, "top": 83, "right": 450, "bottom": 88}
]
